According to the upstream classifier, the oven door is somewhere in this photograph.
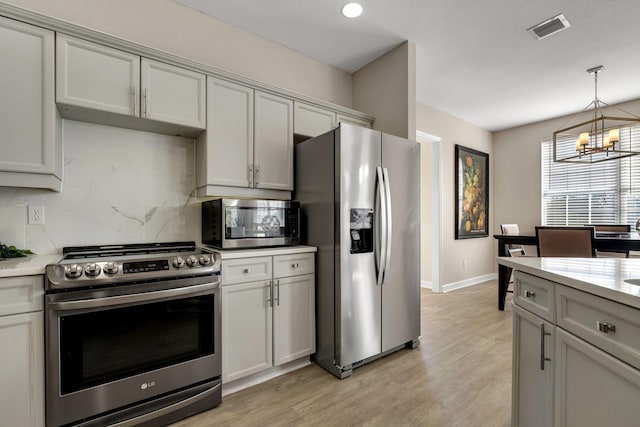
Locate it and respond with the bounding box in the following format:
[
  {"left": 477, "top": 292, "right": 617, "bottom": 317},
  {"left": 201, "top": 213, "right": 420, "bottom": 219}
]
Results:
[{"left": 46, "top": 277, "right": 221, "bottom": 427}]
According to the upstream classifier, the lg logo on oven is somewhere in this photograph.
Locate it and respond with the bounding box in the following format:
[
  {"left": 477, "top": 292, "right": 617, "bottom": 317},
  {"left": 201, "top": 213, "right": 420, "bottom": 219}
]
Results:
[{"left": 140, "top": 381, "right": 156, "bottom": 390}]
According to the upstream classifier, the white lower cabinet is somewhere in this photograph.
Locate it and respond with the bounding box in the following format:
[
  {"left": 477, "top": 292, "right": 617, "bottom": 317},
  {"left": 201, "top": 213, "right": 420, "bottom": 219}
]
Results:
[
  {"left": 220, "top": 252, "right": 315, "bottom": 384},
  {"left": 0, "top": 275, "right": 44, "bottom": 427},
  {"left": 512, "top": 304, "right": 554, "bottom": 427},
  {"left": 555, "top": 328, "right": 640, "bottom": 427},
  {"left": 512, "top": 271, "right": 640, "bottom": 427}
]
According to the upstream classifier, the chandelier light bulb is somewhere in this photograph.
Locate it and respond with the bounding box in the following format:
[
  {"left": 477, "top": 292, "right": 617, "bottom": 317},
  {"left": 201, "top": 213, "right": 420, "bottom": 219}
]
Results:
[{"left": 342, "top": 2, "right": 363, "bottom": 18}]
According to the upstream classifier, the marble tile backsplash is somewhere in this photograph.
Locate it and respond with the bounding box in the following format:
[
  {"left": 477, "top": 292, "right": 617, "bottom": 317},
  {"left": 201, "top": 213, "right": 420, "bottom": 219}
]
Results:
[{"left": 0, "top": 120, "right": 200, "bottom": 255}]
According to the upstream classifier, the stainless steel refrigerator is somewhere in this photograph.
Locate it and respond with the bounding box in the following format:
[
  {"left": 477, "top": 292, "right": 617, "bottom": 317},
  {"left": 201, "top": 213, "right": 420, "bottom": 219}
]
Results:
[{"left": 294, "top": 123, "right": 420, "bottom": 379}]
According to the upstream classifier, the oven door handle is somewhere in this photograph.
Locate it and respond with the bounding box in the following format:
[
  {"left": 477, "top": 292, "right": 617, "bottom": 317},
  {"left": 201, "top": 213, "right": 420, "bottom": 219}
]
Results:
[{"left": 48, "top": 282, "right": 219, "bottom": 312}]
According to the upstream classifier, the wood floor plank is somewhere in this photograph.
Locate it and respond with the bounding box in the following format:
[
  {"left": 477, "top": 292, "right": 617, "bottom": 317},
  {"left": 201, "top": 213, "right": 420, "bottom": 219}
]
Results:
[{"left": 171, "top": 280, "right": 512, "bottom": 427}]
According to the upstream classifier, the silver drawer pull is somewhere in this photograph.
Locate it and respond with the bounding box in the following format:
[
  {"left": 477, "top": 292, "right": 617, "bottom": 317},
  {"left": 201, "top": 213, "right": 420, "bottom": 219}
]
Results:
[
  {"left": 243, "top": 268, "right": 251, "bottom": 273},
  {"left": 597, "top": 321, "right": 616, "bottom": 334},
  {"left": 291, "top": 263, "right": 299, "bottom": 268},
  {"left": 525, "top": 290, "right": 536, "bottom": 298}
]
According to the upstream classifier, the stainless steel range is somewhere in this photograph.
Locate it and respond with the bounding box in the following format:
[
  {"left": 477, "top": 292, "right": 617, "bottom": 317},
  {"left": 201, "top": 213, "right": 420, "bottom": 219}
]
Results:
[{"left": 45, "top": 242, "right": 222, "bottom": 427}]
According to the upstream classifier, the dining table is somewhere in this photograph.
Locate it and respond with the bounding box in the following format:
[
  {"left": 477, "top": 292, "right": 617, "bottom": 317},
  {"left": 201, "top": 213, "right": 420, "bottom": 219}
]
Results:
[{"left": 494, "top": 230, "right": 640, "bottom": 310}]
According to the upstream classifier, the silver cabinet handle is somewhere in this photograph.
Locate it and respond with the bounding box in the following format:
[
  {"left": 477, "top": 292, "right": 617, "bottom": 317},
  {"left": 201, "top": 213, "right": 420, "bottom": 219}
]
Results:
[
  {"left": 291, "top": 263, "right": 299, "bottom": 268},
  {"left": 248, "top": 164, "right": 254, "bottom": 187},
  {"left": 275, "top": 279, "right": 280, "bottom": 306},
  {"left": 540, "top": 323, "right": 552, "bottom": 370},
  {"left": 525, "top": 290, "right": 536, "bottom": 298},
  {"left": 243, "top": 268, "right": 251, "bottom": 273},
  {"left": 142, "top": 87, "right": 148, "bottom": 117},
  {"left": 267, "top": 280, "right": 272, "bottom": 307},
  {"left": 132, "top": 85, "right": 138, "bottom": 116},
  {"left": 597, "top": 321, "right": 616, "bottom": 334},
  {"left": 255, "top": 164, "right": 260, "bottom": 186}
]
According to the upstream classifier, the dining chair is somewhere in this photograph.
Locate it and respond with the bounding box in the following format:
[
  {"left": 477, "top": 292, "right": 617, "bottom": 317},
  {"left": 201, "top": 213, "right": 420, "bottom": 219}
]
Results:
[
  {"left": 584, "top": 224, "right": 631, "bottom": 258},
  {"left": 500, "top": 224, "right": 526, "bottom": 257},
  {"left": 535, "top": 226, "right": 596, "bottom": 257}
]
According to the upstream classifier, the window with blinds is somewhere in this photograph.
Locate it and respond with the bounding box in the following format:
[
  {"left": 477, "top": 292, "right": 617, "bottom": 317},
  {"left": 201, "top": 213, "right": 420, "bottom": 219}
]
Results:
[{"left": 542, "top": 126, "right": 640, "bottom": 226}]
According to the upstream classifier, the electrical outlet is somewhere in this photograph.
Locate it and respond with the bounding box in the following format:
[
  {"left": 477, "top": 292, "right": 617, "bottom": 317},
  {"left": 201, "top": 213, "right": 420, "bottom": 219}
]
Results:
[{"left": 28, "top": 205, "right": 45, "bottom": 225}]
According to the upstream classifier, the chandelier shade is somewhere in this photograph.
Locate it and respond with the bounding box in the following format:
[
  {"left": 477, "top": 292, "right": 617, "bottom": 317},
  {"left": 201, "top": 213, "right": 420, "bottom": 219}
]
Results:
[{"left": 553, "top": 66, "right": 640, "bottom": 164}]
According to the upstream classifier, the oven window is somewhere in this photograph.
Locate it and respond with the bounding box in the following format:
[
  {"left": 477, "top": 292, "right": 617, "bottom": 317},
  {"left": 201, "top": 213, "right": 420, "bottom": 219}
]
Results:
[{"left": 59, "top": 295, "right": 214, "bottom": 395}]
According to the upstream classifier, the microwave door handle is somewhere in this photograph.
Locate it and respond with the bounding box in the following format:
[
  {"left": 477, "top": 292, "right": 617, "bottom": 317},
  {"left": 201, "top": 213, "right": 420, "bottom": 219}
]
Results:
[
  {"left": 376, "top": 166, "right": 387, "bottom": 286},
  {"left": 48, "top": 282, "right": 219, "bottom": 312},
  {"left": 382, "top": 167, "right": 393, "bottom": 284}
]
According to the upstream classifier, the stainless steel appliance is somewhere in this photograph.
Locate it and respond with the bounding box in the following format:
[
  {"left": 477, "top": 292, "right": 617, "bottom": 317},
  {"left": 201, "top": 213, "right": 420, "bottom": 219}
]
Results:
[
  {"left": 295, "top": 123, "right": 421, "bottom": 379},
  {"left": 45, "top": 242, "right": 221, "bottom": 427},
  {"left": 202, "top": 199, "right": 300, "bottom": 249}
]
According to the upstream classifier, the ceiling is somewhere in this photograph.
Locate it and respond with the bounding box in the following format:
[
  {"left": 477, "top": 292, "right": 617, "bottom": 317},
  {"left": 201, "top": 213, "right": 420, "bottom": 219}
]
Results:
[{"left": 173, "top": 0, "right": 640, "bottom": 132}]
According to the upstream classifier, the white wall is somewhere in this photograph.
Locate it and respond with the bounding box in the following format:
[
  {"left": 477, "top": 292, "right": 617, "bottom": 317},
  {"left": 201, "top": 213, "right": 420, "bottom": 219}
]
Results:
[
  {"left": 4, "top": 0, "right": 353, "bottom": 107},
  {"left": 493, "top": 98, "right": 640, "bottom": 243},
  {"left": 419, "top": 139, "right": 433, "bottom": 283},
  {"left": 0, "top": 121, "right": 199, "bottom": 254},
  {"left": 416, "top": 102, "right": 494, "bottom": 288},
  {"left": 353, "top": 41, "right": 416, "bottom": 138}
]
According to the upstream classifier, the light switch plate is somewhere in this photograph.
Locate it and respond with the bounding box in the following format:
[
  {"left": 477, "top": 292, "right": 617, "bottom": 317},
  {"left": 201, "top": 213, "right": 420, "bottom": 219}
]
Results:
[{"left": 28, "top": 205, "right": 45, "bottom": 225}]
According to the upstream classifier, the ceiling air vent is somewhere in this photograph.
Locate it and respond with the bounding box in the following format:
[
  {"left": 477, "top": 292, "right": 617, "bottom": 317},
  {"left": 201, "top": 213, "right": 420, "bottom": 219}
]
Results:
[{"left": 527, "top": 14, "right": 570, "bottom": 40}]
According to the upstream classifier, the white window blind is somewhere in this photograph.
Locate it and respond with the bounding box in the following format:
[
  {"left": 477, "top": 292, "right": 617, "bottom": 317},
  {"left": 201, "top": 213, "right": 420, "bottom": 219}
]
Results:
[{"left": 542, "top": 126, "right": 640, "bottom": 226}]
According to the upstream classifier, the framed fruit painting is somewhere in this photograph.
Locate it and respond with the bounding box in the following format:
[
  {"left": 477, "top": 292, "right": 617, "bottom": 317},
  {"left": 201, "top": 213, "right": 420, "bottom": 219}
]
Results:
[{"left": 455, "top": 145, "right": 489, "bottom": 239}]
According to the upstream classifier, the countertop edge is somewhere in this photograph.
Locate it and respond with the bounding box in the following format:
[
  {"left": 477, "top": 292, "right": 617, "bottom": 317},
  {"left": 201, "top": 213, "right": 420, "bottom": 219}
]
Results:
[
  {"left": 205, "top": 245, "right": 317, "bottom": 260},
  {"left": 498, "top": 256, "right": 640, "bottom": 309},
  {"left": 0, "top": 254, "right": 62, "bottom": 278}
]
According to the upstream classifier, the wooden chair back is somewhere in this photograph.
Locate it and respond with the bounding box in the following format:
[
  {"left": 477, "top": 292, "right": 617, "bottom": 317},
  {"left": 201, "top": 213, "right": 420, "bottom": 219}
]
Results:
[
  {"left": 500, "top": 223, "right": 526, "bottom": 256},
  {"left": 535, "top": 226, "right": 596, "bottom": 257}
]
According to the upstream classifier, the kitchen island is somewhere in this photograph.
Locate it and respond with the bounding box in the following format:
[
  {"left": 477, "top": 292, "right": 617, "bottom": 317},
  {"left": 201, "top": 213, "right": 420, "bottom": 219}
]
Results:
[{"left": 499, "top": 256, "right": 640, "bottom": 427}]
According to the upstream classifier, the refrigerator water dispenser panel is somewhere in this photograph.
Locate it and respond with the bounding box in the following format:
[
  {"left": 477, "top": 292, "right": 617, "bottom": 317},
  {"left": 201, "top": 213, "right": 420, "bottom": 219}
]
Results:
[{"left": 350, "top": 209, "right": 374, "bottom": 253}]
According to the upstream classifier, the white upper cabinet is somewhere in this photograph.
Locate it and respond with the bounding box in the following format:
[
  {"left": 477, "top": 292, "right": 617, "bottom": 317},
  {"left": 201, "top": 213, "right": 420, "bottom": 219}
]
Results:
[
  {"left": 197, "top": 77, "right": 254, "bottom": 189},
  {"left": 56, "top": 34, "right": 205, "bottom": 135},
  {"left": 140, "top": 58, "right": 205, "bottom": 128},
  {"left": 56, "top": 34, "right": 139, "bottom": 116},
  {"left": 254, "top": 91, "right": 294, "bottom": 191},
  {"left": 0, "top": 16, "right": 61, "bottom": 191},
  {"left": 294, "top": 101, "right": 336, "bottom": 137}
]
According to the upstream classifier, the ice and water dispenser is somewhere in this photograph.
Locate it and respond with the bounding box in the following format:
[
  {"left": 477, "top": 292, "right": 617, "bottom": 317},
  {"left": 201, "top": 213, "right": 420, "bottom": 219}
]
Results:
[{"left": 349, "top": 208, "right": 374, "bottom": 254}]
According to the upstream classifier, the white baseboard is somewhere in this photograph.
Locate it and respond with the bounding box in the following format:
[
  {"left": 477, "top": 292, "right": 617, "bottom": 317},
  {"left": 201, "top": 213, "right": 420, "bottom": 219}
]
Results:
[
  {"left": 442, "top": 273, "right": 498, "bottom": 293},
  {"left": 421, "top": 280, "right": 432, "bottom": 289},
  {"left": 221, "top": 357, "right": 311, "bottom": 397}
]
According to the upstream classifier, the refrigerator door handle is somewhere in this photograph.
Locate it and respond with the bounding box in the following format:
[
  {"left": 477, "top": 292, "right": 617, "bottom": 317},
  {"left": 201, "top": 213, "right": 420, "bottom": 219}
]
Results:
[
  {"left": 382, "top": 167, "right": 393, "bottom": 284},
  {"left": 376, "top": 166, "right": 387, "bottom": 286}
]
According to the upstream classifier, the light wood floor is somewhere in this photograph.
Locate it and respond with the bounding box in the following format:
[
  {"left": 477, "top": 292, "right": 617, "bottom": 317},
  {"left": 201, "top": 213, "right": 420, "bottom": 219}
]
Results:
[{"left": 172, "top": 281, "right": 513, "bottom": 427}]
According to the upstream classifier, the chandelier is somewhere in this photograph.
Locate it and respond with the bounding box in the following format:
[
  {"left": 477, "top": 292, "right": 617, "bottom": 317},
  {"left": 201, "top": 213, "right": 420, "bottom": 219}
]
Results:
[{"left": 553, "top": 66, "right": 640, "bottom": 163}]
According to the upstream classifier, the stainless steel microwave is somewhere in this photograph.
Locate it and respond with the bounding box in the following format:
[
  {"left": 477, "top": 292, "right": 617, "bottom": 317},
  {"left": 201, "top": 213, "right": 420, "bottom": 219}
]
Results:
[{"left": 202, "top": 199, "right": 301, "bottom": 249}]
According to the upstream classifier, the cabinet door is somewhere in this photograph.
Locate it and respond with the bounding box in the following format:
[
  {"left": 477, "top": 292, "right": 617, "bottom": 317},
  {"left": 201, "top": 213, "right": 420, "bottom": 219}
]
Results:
[
  {"left": 555, "top": 328, "right": 640, "bottom": 427},
  {"left": 199, "top": 78, "right": 254, "bottom": 188},
  {"left": 512, "top": 305, "right": 554, "bottom": 427},
  {"left": 56, "top": 34, "right": 140, "bottom": 116},
  {"left": 0, "top": 16, "right": 60, "bottom": 190},
  {"left": 273, "top": 274, "right": 315, "bottom": 366},
  {"left": 337, "top": 113, "right": 371, "bottom": 128},
  {"left": 140, "top": 58, "right": 205, "bottom": 128},
  {"left": 294, "top": 101, "right": 336, "bottom": 137},
  {"left": 254, "top": 91, "right": 294, "bottom": 190},
  {"left": 0, "top": 311, "right": 44, "bottom": 427},
  {"left": 221, "top": 280, "right": 273, "bottom": 382}
]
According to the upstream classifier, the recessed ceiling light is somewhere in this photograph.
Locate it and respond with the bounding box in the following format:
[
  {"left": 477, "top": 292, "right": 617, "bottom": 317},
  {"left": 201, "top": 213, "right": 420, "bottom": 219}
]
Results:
[{"left": 341, "top": 2, "right": 363, "bottom": 19}]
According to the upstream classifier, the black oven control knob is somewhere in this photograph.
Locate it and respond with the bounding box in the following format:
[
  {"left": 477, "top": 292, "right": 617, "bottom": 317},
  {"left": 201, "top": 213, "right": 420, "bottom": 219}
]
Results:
[
  {"left": 104, "top": 262, "right": 119, "bottom": 275},
  {"left": 198, "top": 255, "right": 211, "bottom": 266},
  {"left": 172, "top": 256, "right": 185, "bottom": 268},
  {"left": 186, "top": 255, "right": 198, "bottom": 267},
  {"left": 85, "top": 263, "right": 102, "bottom": 277},
  {"left": 64, "top": 264, "right": 84, "bottom": 278}
]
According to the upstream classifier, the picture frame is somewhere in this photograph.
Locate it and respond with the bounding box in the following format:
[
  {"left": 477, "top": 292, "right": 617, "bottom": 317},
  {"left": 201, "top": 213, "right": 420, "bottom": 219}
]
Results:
[{"left": 455, "top": 144, "right": 489, "bottom": 239}]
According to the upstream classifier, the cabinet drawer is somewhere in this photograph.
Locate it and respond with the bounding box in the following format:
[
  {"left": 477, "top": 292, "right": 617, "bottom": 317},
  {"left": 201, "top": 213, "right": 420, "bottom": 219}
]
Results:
[
  {"left": 556, "top": 285, "right": 640, "bottom": 370},
  {"left": 221, "top": 257, "right": 272, "bottom": 285},
  {"left": 514, "top": 271, "right": 555, "bottom": 322},
  {"left": 0, "top": 276, "right": 44, "bottom": 316},
  {"left": 273, "top": 253, "right": 314, "bottom": 278}
]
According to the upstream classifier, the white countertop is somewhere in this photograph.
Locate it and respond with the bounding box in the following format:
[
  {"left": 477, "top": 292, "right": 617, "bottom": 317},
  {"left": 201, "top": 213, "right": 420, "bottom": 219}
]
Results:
[
  {"left": 0, "top": 253, "right": 61, "bottom": 278},
  {"left": 205, "top": 245, "right": 317, "bottom": 260},
  {"left": 498, "top": 256, "right": 640, "bottom": 309}
]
